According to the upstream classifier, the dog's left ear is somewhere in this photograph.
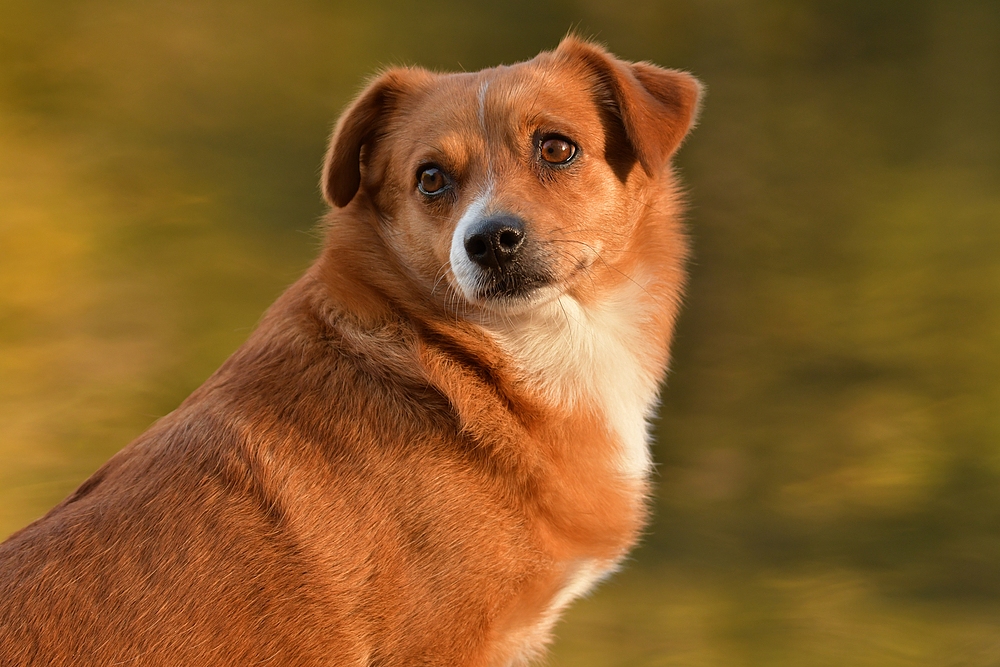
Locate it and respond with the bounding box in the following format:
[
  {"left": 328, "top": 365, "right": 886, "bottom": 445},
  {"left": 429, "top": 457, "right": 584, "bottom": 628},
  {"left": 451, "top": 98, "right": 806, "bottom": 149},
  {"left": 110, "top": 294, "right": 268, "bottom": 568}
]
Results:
[
  {"left": 556, "top": 37, "right": 703, "bottom": 177},
  {"left": 322, "top": 67, "right": 432, "bottom": 208}
]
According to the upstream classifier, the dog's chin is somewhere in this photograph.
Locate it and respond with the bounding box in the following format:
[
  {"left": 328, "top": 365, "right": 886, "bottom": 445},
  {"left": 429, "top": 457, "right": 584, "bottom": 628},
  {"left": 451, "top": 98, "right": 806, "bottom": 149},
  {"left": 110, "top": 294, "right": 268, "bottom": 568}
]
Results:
[{"left": 452, "top": 271, "right": 560, "bottom": 317}]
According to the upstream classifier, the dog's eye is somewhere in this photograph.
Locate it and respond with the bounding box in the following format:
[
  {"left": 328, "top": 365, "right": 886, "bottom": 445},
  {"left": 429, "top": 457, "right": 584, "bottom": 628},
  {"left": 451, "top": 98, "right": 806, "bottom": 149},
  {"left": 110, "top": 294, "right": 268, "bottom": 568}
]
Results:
[
  {"left": 540, "top": 136, "right": 576, "bottom": 165},
  {"left": 417, "top": 166, "right": 449, "bottom": 196}
]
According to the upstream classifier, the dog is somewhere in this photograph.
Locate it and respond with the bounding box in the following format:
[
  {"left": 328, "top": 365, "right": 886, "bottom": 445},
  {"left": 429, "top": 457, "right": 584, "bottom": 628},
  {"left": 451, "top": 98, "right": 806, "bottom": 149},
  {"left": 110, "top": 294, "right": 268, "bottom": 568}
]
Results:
[{"left": 0, "top": 37, "right": 701, "bottom": 666}]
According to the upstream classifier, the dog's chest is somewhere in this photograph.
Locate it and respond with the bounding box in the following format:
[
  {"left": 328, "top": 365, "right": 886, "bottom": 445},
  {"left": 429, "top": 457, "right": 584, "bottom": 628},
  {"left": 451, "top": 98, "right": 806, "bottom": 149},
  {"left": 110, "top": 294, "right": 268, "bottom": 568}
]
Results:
[{"left": 484, "top": 281, "right": 665, "bottom": 664}]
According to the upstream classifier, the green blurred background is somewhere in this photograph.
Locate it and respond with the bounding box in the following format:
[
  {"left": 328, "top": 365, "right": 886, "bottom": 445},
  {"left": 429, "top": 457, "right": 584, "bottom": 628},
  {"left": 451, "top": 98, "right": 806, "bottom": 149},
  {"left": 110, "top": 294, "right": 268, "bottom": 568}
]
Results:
[{"left": 2, "top": 0, "right": 999, "bottom": 664}]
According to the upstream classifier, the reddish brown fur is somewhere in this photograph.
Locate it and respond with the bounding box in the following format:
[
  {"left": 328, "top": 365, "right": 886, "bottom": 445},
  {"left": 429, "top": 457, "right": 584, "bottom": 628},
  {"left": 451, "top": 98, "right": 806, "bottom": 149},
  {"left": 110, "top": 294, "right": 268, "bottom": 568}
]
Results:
[{"left": 0, "top": 38, "right": 701, "bottom": 666}]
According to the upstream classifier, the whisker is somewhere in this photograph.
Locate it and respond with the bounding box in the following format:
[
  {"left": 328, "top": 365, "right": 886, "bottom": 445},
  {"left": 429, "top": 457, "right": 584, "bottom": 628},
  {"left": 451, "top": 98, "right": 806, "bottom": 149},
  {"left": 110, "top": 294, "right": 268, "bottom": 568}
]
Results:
[{"left": 546, "top": 238, "right": 658, "bottom": 304}]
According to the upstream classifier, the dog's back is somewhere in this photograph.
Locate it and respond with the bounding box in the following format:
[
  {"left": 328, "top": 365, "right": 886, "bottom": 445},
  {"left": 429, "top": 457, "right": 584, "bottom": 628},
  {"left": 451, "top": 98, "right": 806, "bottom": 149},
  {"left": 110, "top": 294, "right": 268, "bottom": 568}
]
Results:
[{"left": 1, "top": 277, "right": 541, "bottom": 665}]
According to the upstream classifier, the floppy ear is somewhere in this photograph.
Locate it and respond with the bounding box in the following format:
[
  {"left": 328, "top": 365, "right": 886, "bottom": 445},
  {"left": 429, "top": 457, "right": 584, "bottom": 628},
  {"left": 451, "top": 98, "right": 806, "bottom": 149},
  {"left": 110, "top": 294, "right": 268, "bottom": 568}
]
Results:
[
  {"left": 555, "top": 37, "right": 703, "bottom": 177},
  {"left": 322, "top": 68, "right": 430, "bottom": 208}
]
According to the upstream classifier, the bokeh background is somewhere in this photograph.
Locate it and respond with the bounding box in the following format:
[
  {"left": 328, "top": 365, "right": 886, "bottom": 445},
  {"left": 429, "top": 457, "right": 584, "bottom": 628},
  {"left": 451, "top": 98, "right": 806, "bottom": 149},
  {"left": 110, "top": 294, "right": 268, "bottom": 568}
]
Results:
[{"left": 3, "top": 1, "right": 1000, "bottom": 664}]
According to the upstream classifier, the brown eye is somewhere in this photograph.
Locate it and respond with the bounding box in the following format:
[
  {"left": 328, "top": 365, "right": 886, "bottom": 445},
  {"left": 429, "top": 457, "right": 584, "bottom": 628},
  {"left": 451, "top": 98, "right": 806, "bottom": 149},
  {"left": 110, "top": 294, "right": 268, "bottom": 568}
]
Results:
[
  {"left": 540, "top": 137, "right": 576, "bottom": 164},
  {"left": 417, "top": 166, "right": 449, "bottom": 195}
]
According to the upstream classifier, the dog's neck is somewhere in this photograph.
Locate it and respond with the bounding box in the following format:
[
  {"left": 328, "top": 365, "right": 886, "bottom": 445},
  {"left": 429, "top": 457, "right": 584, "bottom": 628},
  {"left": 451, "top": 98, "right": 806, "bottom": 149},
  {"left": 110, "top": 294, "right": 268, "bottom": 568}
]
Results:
[
  {"left": 316, "top": 209, "right": 674, "bottom": 484},
  {"left": 481, "top": 276, "right": 666, "bottom": 481}
]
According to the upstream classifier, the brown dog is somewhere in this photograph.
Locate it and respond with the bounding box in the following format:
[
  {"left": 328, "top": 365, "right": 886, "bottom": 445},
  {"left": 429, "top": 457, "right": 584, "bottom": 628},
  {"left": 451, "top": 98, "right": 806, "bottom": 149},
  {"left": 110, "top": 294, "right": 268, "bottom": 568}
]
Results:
[{"left": 0, "top": 37, "right": 701, "bottom": 666}]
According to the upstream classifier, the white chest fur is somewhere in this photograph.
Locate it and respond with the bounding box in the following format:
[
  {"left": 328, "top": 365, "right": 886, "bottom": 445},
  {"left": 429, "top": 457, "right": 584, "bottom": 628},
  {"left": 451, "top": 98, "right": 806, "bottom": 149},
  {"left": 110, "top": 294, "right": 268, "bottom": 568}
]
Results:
[{"left": 485, "top": 279, "right": 663, "bottom": 480}]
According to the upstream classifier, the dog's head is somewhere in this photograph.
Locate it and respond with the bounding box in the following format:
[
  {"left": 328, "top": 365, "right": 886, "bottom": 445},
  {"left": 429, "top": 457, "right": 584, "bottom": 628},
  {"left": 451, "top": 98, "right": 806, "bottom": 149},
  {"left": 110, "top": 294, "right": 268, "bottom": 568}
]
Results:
[{"left": 321, "top": 37, "right": 702, "bottom": 316}]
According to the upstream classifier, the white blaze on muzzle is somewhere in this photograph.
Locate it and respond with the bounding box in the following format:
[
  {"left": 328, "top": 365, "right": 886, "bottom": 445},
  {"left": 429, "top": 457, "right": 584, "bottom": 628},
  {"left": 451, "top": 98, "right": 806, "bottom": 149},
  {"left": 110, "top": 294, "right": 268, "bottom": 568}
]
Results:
[{"left": 449, "top": 190, "right": 494, "bottom": 302}]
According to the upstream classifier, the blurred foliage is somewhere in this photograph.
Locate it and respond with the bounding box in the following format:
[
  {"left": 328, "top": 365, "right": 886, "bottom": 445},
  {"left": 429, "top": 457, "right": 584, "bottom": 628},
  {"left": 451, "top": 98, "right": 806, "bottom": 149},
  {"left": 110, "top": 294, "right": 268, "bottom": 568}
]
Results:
[{"left": 2, "top": 0, "right": 1000, "bottom": 664}]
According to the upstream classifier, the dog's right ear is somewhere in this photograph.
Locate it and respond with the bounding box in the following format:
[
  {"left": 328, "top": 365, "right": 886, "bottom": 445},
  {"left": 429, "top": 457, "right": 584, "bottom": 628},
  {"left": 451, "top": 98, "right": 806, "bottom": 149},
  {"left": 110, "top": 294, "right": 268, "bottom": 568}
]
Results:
[{"left": 322, "top": 68, "right": 430, "bottom": 208}]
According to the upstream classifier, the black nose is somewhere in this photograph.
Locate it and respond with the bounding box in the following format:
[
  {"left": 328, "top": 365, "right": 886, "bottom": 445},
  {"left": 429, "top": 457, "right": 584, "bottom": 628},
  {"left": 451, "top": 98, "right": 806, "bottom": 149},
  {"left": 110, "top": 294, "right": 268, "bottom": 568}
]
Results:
[{"left": 464, "top": 216, "right": 526, "bottom": 270}]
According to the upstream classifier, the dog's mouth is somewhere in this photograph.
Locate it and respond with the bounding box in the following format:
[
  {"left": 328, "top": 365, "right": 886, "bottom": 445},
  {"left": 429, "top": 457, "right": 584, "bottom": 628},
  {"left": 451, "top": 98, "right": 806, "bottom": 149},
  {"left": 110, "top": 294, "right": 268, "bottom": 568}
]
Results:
[{"left": 473, "top": 267, "right": 553, "bottom": 303}]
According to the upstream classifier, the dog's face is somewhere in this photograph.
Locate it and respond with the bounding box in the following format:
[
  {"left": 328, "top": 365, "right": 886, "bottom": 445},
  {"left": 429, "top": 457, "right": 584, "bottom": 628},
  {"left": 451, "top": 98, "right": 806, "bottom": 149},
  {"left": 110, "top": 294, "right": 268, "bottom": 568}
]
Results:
[{"left": 323, "top": 38, "right": 701, "bottom": 316}]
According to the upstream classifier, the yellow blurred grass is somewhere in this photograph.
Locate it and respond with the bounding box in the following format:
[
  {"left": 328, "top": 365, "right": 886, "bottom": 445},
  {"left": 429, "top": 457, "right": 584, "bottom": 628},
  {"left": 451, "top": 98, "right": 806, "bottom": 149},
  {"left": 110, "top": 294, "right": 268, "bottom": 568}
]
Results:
[
  {"left": 0, "top": 112, "right": 167, "bottom": 534},
  {"left": 552, "top": 566, "right": 1000, "bottom": 667},
  {"left": 0, "top": 103, "right": 306, "bottom": 535}
]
